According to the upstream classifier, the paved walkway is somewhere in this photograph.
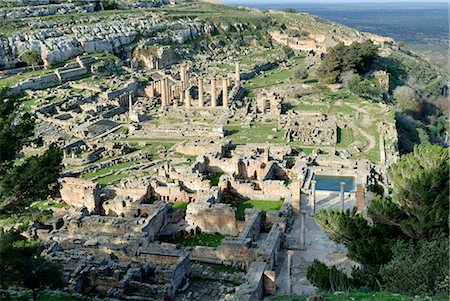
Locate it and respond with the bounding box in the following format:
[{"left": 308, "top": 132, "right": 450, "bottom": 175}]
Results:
[{"left": 275, "top": 192, "right": 356, "bottom": 295}]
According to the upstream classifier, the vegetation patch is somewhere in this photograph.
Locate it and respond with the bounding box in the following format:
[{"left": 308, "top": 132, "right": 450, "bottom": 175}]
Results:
[
  {"left": 236, "top": 199, "right": 284, "bottom": 220},
  {"left": 168, "top": 232, "right": 225, "bottom": 247}
]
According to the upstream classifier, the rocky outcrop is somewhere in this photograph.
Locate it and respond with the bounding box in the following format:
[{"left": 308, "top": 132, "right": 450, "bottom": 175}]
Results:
[{"left": 0, "top": 14, "right": 204, "bottom": 70}]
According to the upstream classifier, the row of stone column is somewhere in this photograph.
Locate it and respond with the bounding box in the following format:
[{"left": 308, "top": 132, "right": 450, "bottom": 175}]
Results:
[
  {"left": 309, "top": 180, "right": 346, "bottom": 214},
  {"left": 156, "top": 77, "right": 230, "bottom": 109}
]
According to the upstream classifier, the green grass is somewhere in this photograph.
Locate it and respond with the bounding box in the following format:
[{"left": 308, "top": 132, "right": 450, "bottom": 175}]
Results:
[
  {"left": 336, "top": 127, "right": 354, "bottom": 147},
  {"left": 236, "top": 199, "right": 284, "bottom": 220},
  {"left": 243, "top": 55, "right": 305, "bottom": 90},
  {"left": 207, "top": 172, "right": 224, "bottom": 186},
  {"left": 168, "top": 232, "right": 225, "bottom": 247},
  {"left": 269, "top": 292, "right": 450, "bottom": 301},
  {"left": 96, "top": 172, "right": 129, "bottom": 187},
  {"left": 0, "top": 68, "right": 55, "bottom": 89},
  {"left": 81, "top": 161, "right": 138, "bottom": 180},
  {"left": 225, "top": 122, "right": 285, "bottom": 144},
  {"left": 172, "top": 201, "right": 188, "bottom": 211},
  {"left": 172, "top": 152, "right": 197, "bottom": 165}
]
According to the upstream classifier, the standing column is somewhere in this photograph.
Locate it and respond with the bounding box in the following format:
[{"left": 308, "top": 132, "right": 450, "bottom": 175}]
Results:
[
  {"left": 300, "top": 211, "right": 306, "bottom": 250},
  {"left": 128, "top": 93, "right": 133, "bottom": 117},
  {"left": 211, "top": 78, "right": 217, "bottom": 108},
  {"left": 164, "top": 77, "right": 170, "bottom": 107},
  {"left": 184, "top": 65, "right": 189, "bottom": 89},
  {"left": 198, "top": 77, "right": 204, "bottom": 107},
  {"left": 310, "top": 180, "right": 316, "bottom": 215},
  {"left": 222, "top": 78, "right": 228, "bottom": 110},
  {"left": 287, "top": 250, "right": 294, "bottom": 294},
  {"left": 179, "top": 88, "right": 184, "bottom": 106},
  {"left": 161, "top": 78, "right": 167, "bottom": 109},
  {"left": 340, "top": 182, "right": 345, "bottom": 213},
  {"left": 185, "top": 88, "right": 191, "bottom": 109},
  {"left": 180, "top": 64, "right": 186, "bottom": 89},
  {"left": 235, "top": 60, "right": 240, "bottom": 85}
]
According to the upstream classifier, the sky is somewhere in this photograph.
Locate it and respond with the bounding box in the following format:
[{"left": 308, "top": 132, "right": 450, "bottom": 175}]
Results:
[{"left": 223, "top": 0, "right": 448, "bottom": 3}]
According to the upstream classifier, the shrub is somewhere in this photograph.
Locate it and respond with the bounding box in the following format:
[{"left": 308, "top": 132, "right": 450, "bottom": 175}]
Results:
[
  {"left": 18, "top": 50, "right": 42, "bottom": 70},
  {"left": 307, "top": 260, "right": 354, "bottom": 292},
  {"left": 294, "top": 66, "right": 308, "bottom": 80},
  {"left": 345, "top": 75, "right": 382, "bottom": 100},
  {"left": 393, "top": 85, "right": 420, "bottom": 116},
  {"left": 318, "top": 41, "right": 378, "bottom": 83},
  {"left": 380, "top": 237, "right": 449, "bottom": 296}
]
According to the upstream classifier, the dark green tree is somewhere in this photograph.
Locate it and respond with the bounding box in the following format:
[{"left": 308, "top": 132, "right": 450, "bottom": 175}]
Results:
[
  {"left": 379, "top": 237, "right": 449, "bottom": 295},
  {"left": 0, "top": 146, "right": 62, "bottom": 213},
  {"left": 20, "top": 257, "right": 64, "bottom": 301},
  {"left": 0, "top": 91, "right": 35, "bottom": 172},
  {"left": 373, "top": 144, "right": 449, "bottom": 240},
  {"left": 0, "top": 230, "right": 39, "bottom": 287},
  {"left": 18, "top": 50, "right": 42, "bottom": 70},
  {"left": 318, "top": 41, "right": 379, "bottom": 83}
]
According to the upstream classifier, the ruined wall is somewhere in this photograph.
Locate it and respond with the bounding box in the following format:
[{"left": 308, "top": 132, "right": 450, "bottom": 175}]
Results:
[
  {"left": 232, "top": 262, "right": 266, "bottom": 301},
  {"left": 59, "top": 177, "right": 100, "bottom": 213},
  {"left": 257, "top": 224, "right": 283, "bottom": 270},
  {"left": 186, "top": 201, "right": 239, "bottom": 236},
  {"left": 239, "top": 209, "right": 262, "bottom": 242}
]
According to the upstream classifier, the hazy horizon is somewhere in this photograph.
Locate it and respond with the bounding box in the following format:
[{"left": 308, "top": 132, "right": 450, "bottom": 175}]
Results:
[{"left": 223, "top": 0, "right": 448, "bottom": 3}]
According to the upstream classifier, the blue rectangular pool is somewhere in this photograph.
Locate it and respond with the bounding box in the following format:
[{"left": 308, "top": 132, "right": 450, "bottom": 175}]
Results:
[{"left": 313, "top": 175, "right": 354, "bottom": 192}]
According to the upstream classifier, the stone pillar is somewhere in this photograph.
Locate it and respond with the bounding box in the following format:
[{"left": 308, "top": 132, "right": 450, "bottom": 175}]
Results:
[
  {"left": 340, "top": 182, "right": 345, "bottom": 213},
  {"left": 211, "top": 78, "right": 217, "bottom": 108},
  {"left": 291, "top": 179, "right": 301, "bottom": 216},
  {"left": 300, "top": 211, "right": 306, "bottom": 250},
  {"left": 198, "top": 77, "right": 204, "bottom": 107},
  {"left": 180, "top": 64, "right": 186, "bottom": 88},
  {"left": 263, "top": 145, "right": 270, "bottom": 163},
  {"left": 179, "top": 89, "right": 184, "bottom": 104},
  {"left": 161, "top": 78, "right": 167, "bottom": 109},
  {"left": 184, "top": 65, "right": 189, "bottom": 89},
  {"left": 185, "top": 88, "right": 191, "bottom": 109},
  {"left": 235, "top": 60, "right": 240, "bottom": 85},
  {"left": 287, "top": 250, "right": 294, "bottom": 294},
  {"left": 310, "top": 180, "right": 316, "bottom": 215},
  {"left": 128, "top": 93, "right": 133, "bottom": 115},
  {"left": 222, "top": 78, "right": 228, "bottom": 110}
]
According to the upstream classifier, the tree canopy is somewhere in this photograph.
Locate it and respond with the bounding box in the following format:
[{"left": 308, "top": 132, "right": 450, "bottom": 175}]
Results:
[
  {"left": 314, "top": 144, "right": 449, "bottom": 294},
  {"left": 317, "top": 40, "right": 379, "bottom": 83},
  {"left": 0, "top": 93, "right": 35, "bottom": 172}
]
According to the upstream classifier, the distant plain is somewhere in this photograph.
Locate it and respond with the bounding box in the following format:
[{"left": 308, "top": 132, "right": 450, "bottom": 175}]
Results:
[{"left": 224, "top": 1, "right": 449, "bottom": 68}]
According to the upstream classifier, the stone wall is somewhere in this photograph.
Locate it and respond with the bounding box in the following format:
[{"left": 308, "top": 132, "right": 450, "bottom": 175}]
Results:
[
  {"left": 186, "top": 201, "right": 239, "bottom": 236},
  {"left": 232, "top": 261, "right": 266, "bottom": 301},
  {"left": 257, "top": 224, "right": 283, "bottom": 270},
  {"left": 239, "top": 209, "right": 262, "bottom": 242},
  {"left": 59, "top": 177, "right": 101, "bottom": 213}
]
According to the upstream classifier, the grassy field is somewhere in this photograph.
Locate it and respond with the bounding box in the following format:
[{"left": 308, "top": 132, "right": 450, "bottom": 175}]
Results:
[
  {"left": 225, "top": 122, "right": 285, "bottom": 144},
  {"left": 172, "top": 201, "right": 188, "bottom": 211},
  {"left": 81, "top": 160, "right": 139, "bottom": 180},
  {"left": 243, "top": 55, "right": 306, "bottom": 91},
  {"left": 207, "top": 172, "right": 224, "bottom": 186},
  {"left": 168, "top": 232, "right": 225, "bottom": 247},
  {"left": 236, "top": 199, "right": 284, "bottom": 220}
]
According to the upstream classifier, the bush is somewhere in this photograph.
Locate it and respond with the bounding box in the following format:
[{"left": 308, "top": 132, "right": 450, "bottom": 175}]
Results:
[
  {"left": 345, "top": 75, "right": 382, "bottom": 100},
  {"left": 294, "top": 66, "right": 308, "bottom": 80},
  {"left": 393, "top": 85, "right": 420, "bottom": 116},
  {"left": 380, "top": 237, "right": 449, "bottom": 296},
  {"left": 318, "top": 40, "right": 378, "bottom": 83},
  {"left": 18, "top": 50, "right": 42, "bottom": 70},
  {"left": 307, "top": 260, "right": 354, "bottom": 292}
]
